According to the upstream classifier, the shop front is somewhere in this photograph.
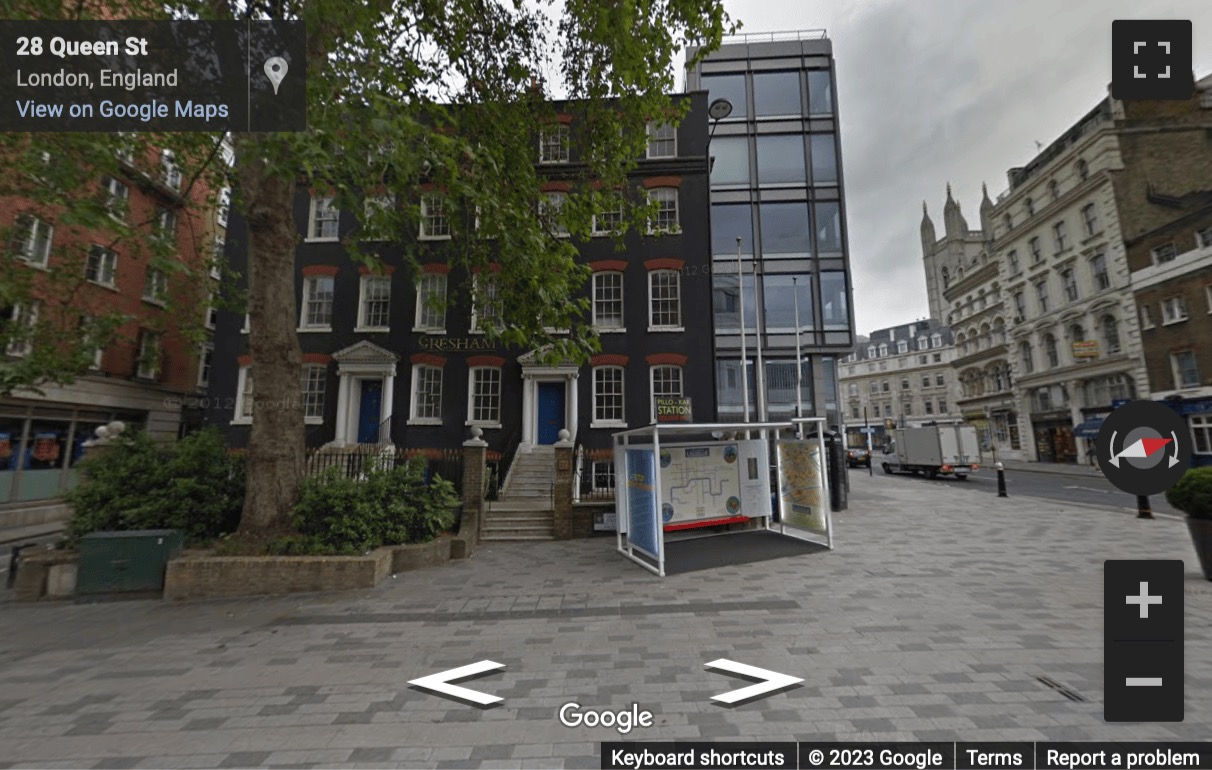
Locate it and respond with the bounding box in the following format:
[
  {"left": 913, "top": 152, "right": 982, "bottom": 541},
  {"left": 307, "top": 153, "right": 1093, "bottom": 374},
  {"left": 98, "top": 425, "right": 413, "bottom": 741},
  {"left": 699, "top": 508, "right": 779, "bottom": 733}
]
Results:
[
  {"left": 0, "top": 402, "right": 145, "bottom": 505},
  {"left": 1031, "top": 410, "right": 1077, "bottom": 464},
  {"left": 1160, "top": 395, "right": 1212, "bottom": 469}
]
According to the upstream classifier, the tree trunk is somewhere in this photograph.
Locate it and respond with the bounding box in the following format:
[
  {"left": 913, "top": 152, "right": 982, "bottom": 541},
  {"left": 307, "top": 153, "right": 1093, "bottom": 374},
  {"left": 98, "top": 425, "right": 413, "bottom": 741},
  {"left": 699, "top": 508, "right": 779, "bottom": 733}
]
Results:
[{"left": 236, "top": 146, "right": 304, "bottom": 534}]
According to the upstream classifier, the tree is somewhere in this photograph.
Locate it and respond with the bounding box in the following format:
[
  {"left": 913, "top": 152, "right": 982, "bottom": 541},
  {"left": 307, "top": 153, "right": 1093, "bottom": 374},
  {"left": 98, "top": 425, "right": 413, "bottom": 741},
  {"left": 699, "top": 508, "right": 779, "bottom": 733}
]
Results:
[{"left": 8, "top": 0, "right": 735, "bottom": 537}]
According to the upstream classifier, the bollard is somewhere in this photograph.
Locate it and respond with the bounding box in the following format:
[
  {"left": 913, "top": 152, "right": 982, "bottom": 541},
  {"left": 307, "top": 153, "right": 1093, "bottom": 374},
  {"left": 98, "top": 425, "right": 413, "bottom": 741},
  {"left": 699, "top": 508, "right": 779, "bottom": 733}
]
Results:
[
  {"left": 5, "top": 544, "right": 23, "bottom": 590},
  {"left": 995, "top": 462, "right": 1007, "bottom": 498},
  {"left": 1136, "top": 495, "right": 1152, "bottom": 519}
]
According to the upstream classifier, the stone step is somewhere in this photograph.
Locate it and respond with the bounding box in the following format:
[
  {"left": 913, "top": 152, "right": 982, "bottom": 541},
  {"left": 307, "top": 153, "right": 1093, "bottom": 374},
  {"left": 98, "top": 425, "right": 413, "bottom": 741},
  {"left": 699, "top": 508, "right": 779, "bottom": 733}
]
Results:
[
  {"left": 487, "top": 502, "right": 554, "bottom": 513},
  {"left": 480, "top": 533, "right": 555, "bottom": 541},
  {"left": 482, "top": 515, "right": 554, "bottom": 525}
]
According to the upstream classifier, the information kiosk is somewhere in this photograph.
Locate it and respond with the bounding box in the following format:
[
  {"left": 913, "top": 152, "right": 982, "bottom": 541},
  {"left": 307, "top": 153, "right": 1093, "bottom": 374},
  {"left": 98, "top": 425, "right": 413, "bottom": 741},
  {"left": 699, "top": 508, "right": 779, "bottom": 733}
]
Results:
[{"left": 612, "top": 419, "right": 834, "bottom": 577}]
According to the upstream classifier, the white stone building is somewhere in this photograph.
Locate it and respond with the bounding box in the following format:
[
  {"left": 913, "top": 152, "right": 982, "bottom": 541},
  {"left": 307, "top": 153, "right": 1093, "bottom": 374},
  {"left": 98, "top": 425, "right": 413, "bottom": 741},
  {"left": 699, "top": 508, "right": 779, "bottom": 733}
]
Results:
[{"left": 838, "top": 319, "right": 962, "bottom": 450}]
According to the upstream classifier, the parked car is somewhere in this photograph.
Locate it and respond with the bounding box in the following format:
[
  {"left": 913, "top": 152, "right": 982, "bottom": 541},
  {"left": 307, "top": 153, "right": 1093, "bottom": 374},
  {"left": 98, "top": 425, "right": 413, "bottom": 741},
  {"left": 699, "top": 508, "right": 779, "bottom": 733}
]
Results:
[{"left": 846, "top": 446, "right": 871, "bottom": 468}]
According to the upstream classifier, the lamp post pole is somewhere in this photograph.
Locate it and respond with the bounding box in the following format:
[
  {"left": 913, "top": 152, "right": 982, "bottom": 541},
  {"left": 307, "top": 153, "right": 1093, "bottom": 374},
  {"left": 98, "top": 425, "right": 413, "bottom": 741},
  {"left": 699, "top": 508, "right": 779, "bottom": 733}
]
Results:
[{"left": 737, "top": 236, "right": 749, "bottom": 433}]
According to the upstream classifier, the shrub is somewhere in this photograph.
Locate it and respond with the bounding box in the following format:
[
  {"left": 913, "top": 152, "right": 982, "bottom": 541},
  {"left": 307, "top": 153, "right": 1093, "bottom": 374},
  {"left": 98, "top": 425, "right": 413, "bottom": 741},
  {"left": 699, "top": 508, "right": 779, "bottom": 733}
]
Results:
[
  {"left": 289, "top": 455, "right": 458, "bottom": 553},
  {"left": 65, "top": 428, "right": 245, "bottom": 544},
  {"left": 1165, "top": 467, "right": 1212, "bottom": 520}
]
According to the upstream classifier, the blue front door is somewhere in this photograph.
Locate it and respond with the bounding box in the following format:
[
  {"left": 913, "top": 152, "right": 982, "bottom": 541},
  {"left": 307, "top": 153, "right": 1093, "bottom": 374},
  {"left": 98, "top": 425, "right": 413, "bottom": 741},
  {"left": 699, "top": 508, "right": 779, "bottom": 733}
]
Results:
[
  {"left": 357, "top": 380, "right": 383, "bottom": 444},
  {"left": 536, "top": 382, "right": 565, "bottom": 445}
]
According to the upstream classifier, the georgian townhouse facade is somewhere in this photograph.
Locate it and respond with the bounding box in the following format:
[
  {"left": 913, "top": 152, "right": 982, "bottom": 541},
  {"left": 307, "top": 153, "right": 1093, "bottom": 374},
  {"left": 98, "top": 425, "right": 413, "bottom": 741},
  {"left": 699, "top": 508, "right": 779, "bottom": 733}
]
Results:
[
  {"left": 208, "top": 94, "right": 717, "bottom": 468},
  {"left": 1128, "top": 195, "right": 1212, "bottom": 468},
  {"left": 838, "top": 320, "right": 960, "bottom": 450},
  {"left": 1, "top": 145, "right": 217, "bottom": 511}
]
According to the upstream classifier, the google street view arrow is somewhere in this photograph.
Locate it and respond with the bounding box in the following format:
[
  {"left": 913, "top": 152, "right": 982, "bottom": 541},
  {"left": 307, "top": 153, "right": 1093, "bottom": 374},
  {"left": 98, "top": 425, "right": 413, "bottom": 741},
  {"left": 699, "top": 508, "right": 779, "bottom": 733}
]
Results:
[
  {"left": 705, "top": 659, "right": 803, "bottom": 706},
  {"left": 408, "top": 660, "right": 505, "bottom": 707}
]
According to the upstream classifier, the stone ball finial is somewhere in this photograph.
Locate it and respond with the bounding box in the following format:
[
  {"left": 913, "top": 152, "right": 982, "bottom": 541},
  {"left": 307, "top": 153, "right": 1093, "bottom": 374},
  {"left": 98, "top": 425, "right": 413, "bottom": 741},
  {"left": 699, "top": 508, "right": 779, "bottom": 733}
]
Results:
[
  {"left": 106, "top": 421, "right": 126, "bottom": 436},
  {"left": 558, "top": 429, "right": 570, "bottom": 441},
  {"left": 95, "top": 426, "right": 110, "bottom": 440},
  {"left": 470, "top": 426, "right": 483, "bottom": 440}
]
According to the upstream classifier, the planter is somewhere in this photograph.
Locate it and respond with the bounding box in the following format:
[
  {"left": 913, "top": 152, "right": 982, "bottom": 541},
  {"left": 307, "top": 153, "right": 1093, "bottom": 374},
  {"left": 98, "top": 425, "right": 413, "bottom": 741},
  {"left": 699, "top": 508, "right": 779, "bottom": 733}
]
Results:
[
  {"left": 163, "top": 547, "right": 394, "bottom": 600},
  {"left": 390, "top": 537, "right": 452, "bottom": 572},
  {"left": 1187, "top": 517, "right": 1212, "bottom": 581}
]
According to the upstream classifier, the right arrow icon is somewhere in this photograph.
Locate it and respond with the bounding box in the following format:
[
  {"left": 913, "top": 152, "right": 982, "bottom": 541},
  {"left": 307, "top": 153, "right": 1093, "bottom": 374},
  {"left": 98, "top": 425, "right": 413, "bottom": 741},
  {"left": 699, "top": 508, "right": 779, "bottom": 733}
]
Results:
[{"left": 705, "top": 659, "right": 803, "bottom": 706}]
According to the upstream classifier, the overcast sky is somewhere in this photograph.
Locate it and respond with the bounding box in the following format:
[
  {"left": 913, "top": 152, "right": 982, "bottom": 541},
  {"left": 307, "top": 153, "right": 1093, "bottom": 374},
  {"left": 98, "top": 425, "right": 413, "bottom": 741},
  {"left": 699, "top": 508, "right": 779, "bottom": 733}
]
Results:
[{"left": 706, "top": 0, "right": 1212, "bottom": 337}]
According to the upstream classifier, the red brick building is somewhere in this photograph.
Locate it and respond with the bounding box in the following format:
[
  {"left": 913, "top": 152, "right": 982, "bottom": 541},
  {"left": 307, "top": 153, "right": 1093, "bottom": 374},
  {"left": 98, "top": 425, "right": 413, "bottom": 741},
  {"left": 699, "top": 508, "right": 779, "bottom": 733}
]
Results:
[
  {"left": 1128, "top": 192, "right": 1212, "bottom": 467},
  {"left": 0, "top": 143, "right": 226, "bottom": 519}
]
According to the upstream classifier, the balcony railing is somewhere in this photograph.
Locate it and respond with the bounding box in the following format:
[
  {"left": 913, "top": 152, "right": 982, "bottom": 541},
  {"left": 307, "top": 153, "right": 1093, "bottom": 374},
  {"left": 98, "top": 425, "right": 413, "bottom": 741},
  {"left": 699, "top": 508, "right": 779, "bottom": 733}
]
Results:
[{"left": 720, "top": 29, "right": 827, "bottom": 44}]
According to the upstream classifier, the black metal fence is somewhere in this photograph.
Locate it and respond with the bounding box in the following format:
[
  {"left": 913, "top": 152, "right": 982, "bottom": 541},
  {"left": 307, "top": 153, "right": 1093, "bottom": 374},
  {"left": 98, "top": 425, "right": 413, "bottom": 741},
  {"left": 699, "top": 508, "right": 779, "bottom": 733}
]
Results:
[
  {"left": 576, "top": 447, "right": 616, "bottom": 501},
  {"left": 304, "top": 446, "right": 465, "bottom": 495}
]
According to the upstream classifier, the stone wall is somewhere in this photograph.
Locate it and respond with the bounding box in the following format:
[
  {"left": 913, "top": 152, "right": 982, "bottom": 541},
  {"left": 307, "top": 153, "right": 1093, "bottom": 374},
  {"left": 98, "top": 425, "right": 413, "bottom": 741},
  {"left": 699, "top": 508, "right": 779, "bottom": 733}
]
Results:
[
  {"left": 13, "top": 549, "right": 78, "bottom": 601},
  {"left": 163, "top": 548, "right": 393, "bottom": 601},
  {"left": 390, "top": 537, "right": 452, "bottom": 572}
]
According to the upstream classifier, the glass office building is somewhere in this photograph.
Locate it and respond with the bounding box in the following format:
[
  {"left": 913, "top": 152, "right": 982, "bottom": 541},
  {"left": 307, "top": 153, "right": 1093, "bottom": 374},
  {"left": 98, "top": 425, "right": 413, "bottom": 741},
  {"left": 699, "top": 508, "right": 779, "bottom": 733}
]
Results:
[{"left": 686, "top": 31, "right": 855, "bottom": 428}]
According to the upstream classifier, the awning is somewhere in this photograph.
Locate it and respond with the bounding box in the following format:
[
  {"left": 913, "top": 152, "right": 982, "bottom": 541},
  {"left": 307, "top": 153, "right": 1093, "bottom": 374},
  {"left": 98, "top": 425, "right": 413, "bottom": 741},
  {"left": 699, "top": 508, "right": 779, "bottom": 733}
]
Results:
[{"left": 1073, "top": 417, "right": 1105, "bottom": 439}]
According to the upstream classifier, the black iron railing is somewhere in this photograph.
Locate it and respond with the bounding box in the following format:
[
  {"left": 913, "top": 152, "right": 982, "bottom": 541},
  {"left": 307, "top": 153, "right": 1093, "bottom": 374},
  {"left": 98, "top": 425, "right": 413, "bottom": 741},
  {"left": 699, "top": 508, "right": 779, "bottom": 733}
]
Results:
[
  {"left": 304, "top": 445, "right": 465, "bottom": 495},
  {"left": 492, "top": 423, "right": 523, "bottom": 499}
]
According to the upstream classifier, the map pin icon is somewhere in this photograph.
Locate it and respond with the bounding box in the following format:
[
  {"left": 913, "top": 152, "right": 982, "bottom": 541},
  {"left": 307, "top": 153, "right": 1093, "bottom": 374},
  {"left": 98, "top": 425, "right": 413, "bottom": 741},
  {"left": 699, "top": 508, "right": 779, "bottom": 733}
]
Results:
[{"left": 264, "top": 57, "right": 288, "bottom": 95}]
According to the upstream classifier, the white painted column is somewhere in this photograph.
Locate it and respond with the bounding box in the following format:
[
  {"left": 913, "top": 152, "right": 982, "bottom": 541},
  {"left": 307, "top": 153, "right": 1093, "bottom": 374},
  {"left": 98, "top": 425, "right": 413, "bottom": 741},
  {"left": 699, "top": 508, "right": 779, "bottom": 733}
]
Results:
[
  {"left": 334, "top": 373, "right": 350, "bottom": 447},
  {"left": 568, "top": 373, "right": 579, "bottom": 444},
  {"left": 382, "top": 373, "right": 395, "bottom": 434},
  {"left": 520, "top": 376, "right": 534, "bottom": 448}
]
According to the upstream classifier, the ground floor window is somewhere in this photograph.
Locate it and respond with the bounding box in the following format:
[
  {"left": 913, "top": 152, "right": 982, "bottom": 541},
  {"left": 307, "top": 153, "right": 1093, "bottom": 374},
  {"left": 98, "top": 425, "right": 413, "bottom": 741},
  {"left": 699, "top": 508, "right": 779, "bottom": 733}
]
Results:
[
  {"left": 591, "top": 460, "right": 615, "bottom": 491},
  {"left": 1192, "top": 413, "right": 1212, "bottom": 455},
  {"left": 0, "top": 405, "right": 143, "bottom": 504}
]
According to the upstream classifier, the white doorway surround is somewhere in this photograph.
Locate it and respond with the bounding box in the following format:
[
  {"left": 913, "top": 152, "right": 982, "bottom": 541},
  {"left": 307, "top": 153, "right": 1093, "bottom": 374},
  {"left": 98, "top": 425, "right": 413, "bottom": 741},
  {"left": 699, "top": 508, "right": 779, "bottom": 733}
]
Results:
[
  {"left": 517, "top": 348, "right": 579, "bottom": 452},
  {"left": 329, "top": 341, "right": 399, "bottom": 447}
]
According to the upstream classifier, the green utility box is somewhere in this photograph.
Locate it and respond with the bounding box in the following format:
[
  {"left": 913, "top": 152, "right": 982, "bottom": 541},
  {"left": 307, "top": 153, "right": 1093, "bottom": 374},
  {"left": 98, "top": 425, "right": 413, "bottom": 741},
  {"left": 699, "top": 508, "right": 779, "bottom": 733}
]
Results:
[{"left": 76, "top": 529, "right": 183, "bottom": 599}]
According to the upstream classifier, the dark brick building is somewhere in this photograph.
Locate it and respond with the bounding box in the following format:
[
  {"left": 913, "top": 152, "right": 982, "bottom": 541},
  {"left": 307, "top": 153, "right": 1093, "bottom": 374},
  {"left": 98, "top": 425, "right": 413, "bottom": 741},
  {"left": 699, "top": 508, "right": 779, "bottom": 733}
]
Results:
[
  {"left": 1128, "top": 192, "right": 1212, "bottom": 467},
  {"left": 207, "top": 94, "right": 716, "bottom": 473}
]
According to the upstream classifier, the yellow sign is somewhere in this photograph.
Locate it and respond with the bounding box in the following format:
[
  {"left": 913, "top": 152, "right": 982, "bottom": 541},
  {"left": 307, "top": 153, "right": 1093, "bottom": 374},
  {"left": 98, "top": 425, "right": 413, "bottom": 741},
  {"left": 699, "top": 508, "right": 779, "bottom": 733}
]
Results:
[{"left": 1072, "top": 340, "right": 1099, "bottom": 358}]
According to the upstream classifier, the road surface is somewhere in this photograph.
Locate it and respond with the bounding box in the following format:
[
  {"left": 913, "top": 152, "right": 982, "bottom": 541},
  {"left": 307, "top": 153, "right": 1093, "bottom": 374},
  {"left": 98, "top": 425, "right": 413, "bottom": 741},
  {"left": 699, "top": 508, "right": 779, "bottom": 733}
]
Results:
[{"left": 850, "top": 464, "right": 1180, "bottom": 516}]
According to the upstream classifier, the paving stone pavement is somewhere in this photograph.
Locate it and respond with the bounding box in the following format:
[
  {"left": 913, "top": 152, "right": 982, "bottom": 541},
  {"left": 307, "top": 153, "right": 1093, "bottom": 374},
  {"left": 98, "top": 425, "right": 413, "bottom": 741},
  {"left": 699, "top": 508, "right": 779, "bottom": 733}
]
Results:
[{"left": 0, "top": 471, "right": 1209, "bottom": 769}]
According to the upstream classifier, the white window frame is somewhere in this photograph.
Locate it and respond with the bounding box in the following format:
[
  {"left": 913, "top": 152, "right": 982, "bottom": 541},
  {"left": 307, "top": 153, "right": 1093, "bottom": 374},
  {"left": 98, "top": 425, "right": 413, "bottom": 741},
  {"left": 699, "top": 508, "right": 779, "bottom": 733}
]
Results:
[
  {"left": 306, "top": 195, "right": 340, "bottom": 241},
  {"left": 1171, "top": 350, "right": 1200, "bottom": 390},
  {"left": 1198, "top": 227, "right": 1212, "bottom": 249},
  {"left": 470, "top": 273, "right": 501, "bottom": 333},
  {"left": 419, "top": 194, "right": 451, "bottom": 240},
  {"left": 539, "top": 192, "right": 569, "bottom": 237},
  {"left": 216, "top": 187, "right": 231, "bottom": 228},
  {"left": 160, "top": 149, "right": 181, "bottom": 190},
  {"left": 197, "top": 343, "right": 213, "bottom": 389},
  {"left": 648, "top": 269, "right": 682, "bottom": 331},
  {"left": 1206, "top": 284, "right": 1212, "bottom": 314},
  {"left": 85, "top": 245, "right": 117, "bottom": 288},
  {"left": 241, "top": 314, "right": 250, "bottom": 334},
  {"left": 1091, "top": 252, "right": 1111, "bottom": 290},
  {"left": 356, "top": 275, "right": 392, "bottom": 332},
  {"left": 210, "top": 235, "right": 225, "bottom": 280},
  {"left": 414, "top": 273, "right": 447, "bottom": 332},
  {"left": 1061, "top": 268, "right": 1078, "bottom": 303},
  {"left": 590, "top": 460, "right": 616, "bottom": 492},
  {"left": 204, "top": 298, "right": 219, "bottom": 330},
  {"left": 5, "top": 302, "right": 39, "bottom": 357},
  {"left": 143, "top": 267, "right": 168, "bottom": 305},
  {"left": 1192, "top": 414, "right": 1212, "bottom": 455},
  {"left": 592, "top": 196, "right": 624, "bottom": 236},
  {"left": 361, "top": 195, "right": 395, "bottom": 241},
  {"left": 1052, "top": 220, "right": 1068, "bottom": 253},
  {"left": 931, "top": 334, "right": 941, "bottom": 348},
  {"left": 299, "top": 275, "right": 335, "bottom": 331},
  {"left": 1140, "top": 303, "right": 1154, "bottom": 329},
  {"left": 301, "top": 364, "right": 327, "bottom": 424},
  {"left": 80, "top": 315, "right": 104, "bottom": 370},
  {"left": 647, "top": 188, "right": 679, "bottom": 234},
  {"left": 592, "top": 365, "right": 627, "bottom": 428},
  {"left": 592, "top": 272, "right": 625, "bottom": 332},
  {"left": 408, "top": 364, "right": 444, "bottom": 425},
  {"left": 538, "top": 124, "right": 570, "bottom": 164},
  {"left": 11, "top": 214, "right": 53, "bottom": 267},
  {"left": 233, "top": 365, "right": 253, "bottom": 423},
  {"left": 466, "top": 366, "right": 503, "bottom": 428},
  {"left": 136, "top": 331, "right": 161, "bottom": 380},
  {"left": 1035, "top": 279, "right": 1050, "bottom": 314},
  {"left": 1162, "top": 295, "right": 1189, "bottom": 325},
  {"left": 646, "top": 122, "right": 676, "bottom": 159},
  {"left": 649, "top": 365, "right": 683, "bottom": 423},
  {"left": 1029, "top": 236, "right": 1042, "bottom": 263},
  {"left": 1151, "top": 243, "right": 1177, "bottom": 265},
  {"left": 897, "top": 340, "right": 908, "bottom": 354},
  {"left": 101, "top": 175, "right": 129, "bottom": 219}
]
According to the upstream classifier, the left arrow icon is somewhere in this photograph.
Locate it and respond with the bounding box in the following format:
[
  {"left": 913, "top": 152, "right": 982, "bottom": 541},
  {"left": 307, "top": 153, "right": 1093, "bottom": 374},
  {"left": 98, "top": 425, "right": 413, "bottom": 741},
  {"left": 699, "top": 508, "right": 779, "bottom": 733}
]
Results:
[{"left": 408, "top": 660, "right": 506, "bottom": 707}]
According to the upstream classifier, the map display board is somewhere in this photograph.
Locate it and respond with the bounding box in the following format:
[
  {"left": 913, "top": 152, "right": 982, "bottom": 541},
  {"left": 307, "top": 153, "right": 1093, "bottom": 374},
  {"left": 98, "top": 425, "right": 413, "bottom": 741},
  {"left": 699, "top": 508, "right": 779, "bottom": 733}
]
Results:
[
  {"left": 624, "top": 448, "right": 660, "bottom": 558},
  {"left": 657, "top": 440, "right": 771, "bottom": 526},
  {"left": 775, "top": 440, "right": 827, "bottom": 538}
]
